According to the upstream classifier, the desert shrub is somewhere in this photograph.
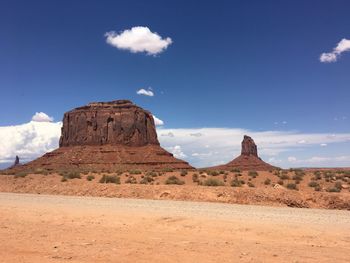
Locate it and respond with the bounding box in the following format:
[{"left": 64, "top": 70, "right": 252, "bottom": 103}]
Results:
[
  {"left": 334, "top": 181, "right": 342, "bottom": 190},
  {"left": 308, "top": 181, "right": 319, "bottom": 188},
  {"left": 223, "top": 174, "right": 227, "bottom": 182},
  {"left": 236, "top": 173, "right": 243, "bottom": 177},
  {"left": 33, "top": 168, "right": 48, "bottom": 175},
  {"left": 248, "top": 171, "right": 258, "bottom": 178},
  {"left": 273, "top": 170, "right": 280, "bottom": 176},
  {"left": 231, "top": 178, "right": 243, "bottom": 187},
  {"left": 129, "top": 170, "right": 142, "bottom": 175},
  {"left": 165, "top": 176, "right": 184, "bottom": 185},
  {"left": 264, "top": 178, "right": 271, "bottom": 185},
  {"left": 314, "top": 186, "right": 321, "bottom": 191},
  {"left": 125, "top": 176, "right": 137, "bottom": 184},
  {"left": 99, "top": 175, "right": 120, "bottom": 184},
  {"left": 140, "top": 176, "right": 154, "bottom": 184},
  {"left": 14, "top": 171, "right": 28, "bottom": 178},
  {"left": 280, "top": 174, "right": 290, "bottom": 180},
  {"left": 292, "top": 174, "right": 303, "bottom": 181},
  {"left": 327, "top": 187, "right": 340, "bottom": 193},
  {"left": 66, "top": 171, "right": 81, "bottom": 179},
  {"left": 163, "top": 168, "right": 174, "bottom": 173},
  {"left": 219, "top": 170, "right": 225, "bottom": 174},
  {"left": 180, "top": 170, "right": 188, "bottom": 177},
  {"left": 230, "top": 168, "right": 241, "bottom": 173},
  {"left": 192, "top": 173, "right": 199, "bottom": 183},
  {"left": 208, "top": 170, "right": 219, "bottom": 176},
  {"left": 61, "top": 177, "right": 67, "bottom": 182},
  {"left": 203, "top": 178, "right": 224, "bottom": 186},
  {"left": 286, "top": 183, "right": 298, "bottom": 190},
  {"left": 146, "top": 171, "right": 158, "bottom": 177},
  {"left": 247, "top": 182, "right": 255, "bottom": 188},
  {"left": 86, "top": 175, "right": 95, "bottom": 181}
]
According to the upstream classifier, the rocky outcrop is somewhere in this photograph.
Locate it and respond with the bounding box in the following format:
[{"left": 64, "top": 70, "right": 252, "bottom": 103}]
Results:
[
  {"left": 241, "top": 135, "right": 258, "bottom": 157},
  {"left": 59, "top": 100, "right": 159, "bottom": 147},
  {"left": 7, "top": 156, "right": 20, "bottom": 169},
  {"left": 208, "top": 135, "right": 276, "bottom": 171},
  {"left": 6, "top": 100, "right": 193, "bottom": 172}
]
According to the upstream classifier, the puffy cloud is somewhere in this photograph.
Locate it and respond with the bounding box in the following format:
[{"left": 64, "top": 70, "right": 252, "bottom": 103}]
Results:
[
  {"left": 161, "top": 132, "right": 174, "bottom": 137},
  {"left": 137, "top": 88, "right": 154, "bottom": 97},
  {"left": 287, "top": 155, "right": 350, "bottom": 166},
  {"left": 320, "top": 38, "right": 350, "bottom": 63},
  {"left": 166, "top": 145, "right": 187, "bottom": 159},
  {"left": 189, "top": 133, "right": 203, "bottom": 137},
  {"left": 105, "top": 26, "right": 172, "bottom": 55},
  {"left": 153, "top": 115, "right": 164, "bottom": 126},
  {"left": 0, "top": 121, "right": 62, "bottom": 164},
  {"left": 31, "top": 112, "right": 54, "bottom": 122}
]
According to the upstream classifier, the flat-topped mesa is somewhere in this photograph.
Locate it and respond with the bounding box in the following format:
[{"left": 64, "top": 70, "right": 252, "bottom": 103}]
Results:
[
  {"left": 59, "top": 100, "right": 159, "bottom": 147},
  {"left": 241, "top": 135, "right": 258, "bottom": 157}
]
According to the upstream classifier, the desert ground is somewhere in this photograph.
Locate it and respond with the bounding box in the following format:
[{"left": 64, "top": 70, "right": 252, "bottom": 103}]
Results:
[
  {"left": 0, "top": 192, "right": 349, "bottom": 263},
  {"left": 0, "top": 169, "right": 349, "bottom": 210}
]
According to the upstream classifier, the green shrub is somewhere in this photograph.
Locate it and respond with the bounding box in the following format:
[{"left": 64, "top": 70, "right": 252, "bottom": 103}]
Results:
[
  {"left": 14, "top": 171, "right": 28, "bottom": 178},
  {"left": 99, "top": 175, "right": 120, "bottom": 184},
  {"left": 146, "top": 171, "right": 158, "bottom": 177},
  {"left": 286, "top": 183, "right": 298, "bottom": 190},
  {"left": 264, "top": 178, "right": 271, "bottom": 185},
  {"left": 66, "top": 171, "right": 81, "bottom": 179},
  {"left": 308, "top": 181, "right": 319, "bottom": 188},
  {"left": 280, "top": 174, "right": 289, "bottom": 180},
  {"left": 129, "top": 170, "right": 142, "bottom": 175},
  {"left": 163, "top": 168, "right": 174, "bottom": 173},
  {"left": 86, "top": 175, "right": 95, "bottom": 181},
  {"left": 208, "top": 170, "right": 219, "bottom": 176},
  {"left": 231, "top": 179, "right": 243, "bottom": 187},
  {"left": 125, "top": 176, "right": 137, "bottom": 184},
  {"left": 165, "top": 176, "right": 184, "bottom": 185},
  {"left": 230, "top": 168, "right": 241, "bottom": 173},
  {"left": 248, "top": 171, "right": 258, "bottom": 177},
  {"left": 192, "top": 173, "right": 199, "bottom": 183},
  {"left": 247, "top": 182, "right": 255, "bottom": 187},
  {"left": 219, "top": 170, "right": 225, "bottom": 174},
  {"left": 140, "top": 176, "right": 154, "bottom": 184},
  {"left": 180, "top": 170, "right": 188, "bottom": 176},
  {"left": 203, "top": 178, "right": 224, "bottom": 186}
]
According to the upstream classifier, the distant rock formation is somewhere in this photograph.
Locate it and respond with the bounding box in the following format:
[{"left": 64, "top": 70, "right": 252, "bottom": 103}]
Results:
[
  {"left": 6, "top": 100, "right": 193, "bottom": 172},
  {"left": 7, "top": 156, "right": 20, "bottom": 169},
  {"left": 208, "top": 135, "right": 276, "bottom": 171},
  {"left": 59, "top": 100, "right": 159, "bottom": 147}
]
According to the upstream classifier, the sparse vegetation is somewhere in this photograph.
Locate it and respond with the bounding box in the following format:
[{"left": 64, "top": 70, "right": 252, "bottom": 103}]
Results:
[
  {"left": 192, "top": 173, "right": 199, "bottom": 183},
  {"left": 264, "top": 178, "right": 271, "bottom": 185},
  {"left": 286, "top": 183, "right": 298, "bottom": 190},
  {"left": 146, "top": 171, "right": 158, "bottom": 177},
  {"left": 231, "top": 178, "right": 244, "bottom": 187},
  {"left": 180, "top": 170, "right": 188, "bottom": 176},
  {"left": 247, "top": 182, "right": 255, "bottom": 188},
  {"left": 99, "top": 175, "right": 120, "bottom": 184},
  {"left": 86, "top": 175, "right": 95, "bottom": 181},
  {"left": 14, "top": 171, "right": 28, "bottom": 178},
  {"left": 165, "top": 176, "right": 184, "bottom": 185},
  {"left": 65, "top": 171, "right": 81, "bottom": 179},
  {"left": 163, "top": 168, "right": 174, "bottom": 173},
  {"left": 230, "top": 168, "right": 241, "bottom": 173},
  {"left": 140, "top": 176, "right": 154, "bottom": 184},
  {"left": 61, "top": 177, "right": 67, "bottom": 182},
  {"left": 280, "top": 174, "right": 290, "bottom": 180},
  {"left": 308, "top": 181, "right": 319, "bottom": 188},
  {"left": 208, "top": 170, "right": 219, "bottom": 176},
  {"left": 125, "top": 175, "right": 137, "bottom": 184},
  {"left": 129, "top": 170, "right": 142, "bottom": 175},
  {"left": 203, "top": 178, "right": 224, "bottom": 186},
  {"left": 248, "top": 171, "right": 258, "bottom": 178}
]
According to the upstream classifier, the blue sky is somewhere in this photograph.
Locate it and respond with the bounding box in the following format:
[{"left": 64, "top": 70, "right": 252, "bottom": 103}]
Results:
[{"left": 0, "top": 0, "right": 349, "bottom": 168}]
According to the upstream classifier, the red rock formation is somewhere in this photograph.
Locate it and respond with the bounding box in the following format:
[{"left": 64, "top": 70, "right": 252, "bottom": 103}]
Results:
[
  {"left": 209, "top": 135, "right": 276, "bottom": 171},
  {"left": 6, "top": 100, "right": 192, "bottom": 172}
]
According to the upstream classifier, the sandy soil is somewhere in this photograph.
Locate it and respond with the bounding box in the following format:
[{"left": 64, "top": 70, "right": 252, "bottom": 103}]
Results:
[
  {"left": 0, "top": 171, "right": 349, "bottom": 210},
  {"left": 0, "top": 193, "right": 349, "bottom": 263}
]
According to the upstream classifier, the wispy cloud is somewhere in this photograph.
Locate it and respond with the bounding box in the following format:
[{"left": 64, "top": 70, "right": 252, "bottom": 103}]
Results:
[
  {"left": 105, "top": 26, "right": 172, "bottom": 55},
  {"left": 137, "top": 88, "right": 154, "bottom": 97},
  {"left": 320, "top": 38, "right": 350, "bottom": 63}
]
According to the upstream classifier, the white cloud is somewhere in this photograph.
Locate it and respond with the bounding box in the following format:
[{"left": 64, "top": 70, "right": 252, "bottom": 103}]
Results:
[
  {"left": 161, "top": 132, "right": 174, "bottom": 137},
  {"left": 320, "top": 143, "right": 327, "bottom": 147},
  {"left": 153, "top": 115, "right": 164, "bottom": 126},
  {"left": 0, "top": 121, "right": 62, "bottom": 164},
  {"left": 137, "top": 88, "right": 154, "bottom": 97},
  {"left": 287, "top": 155, "right": 350, "bottom": 166},
  {"left": 105, "top": 26, "right": 172, "bottom": 55},
  {"left": 167, "top": 145, "right": 187, "bottom": 159},
  {"left": 288, "top": 156, "right": 297, "bottom": 162},
  {"left": 31, "top": 112, "right": 54, "bottom": 122},
  {"left": 320, "top": 38, "right": 350, "bottom": 63}
]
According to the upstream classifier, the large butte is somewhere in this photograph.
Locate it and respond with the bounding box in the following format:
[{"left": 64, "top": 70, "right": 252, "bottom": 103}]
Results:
[{"left": 7, "top": 100, "right": 193, "bottom": 172}]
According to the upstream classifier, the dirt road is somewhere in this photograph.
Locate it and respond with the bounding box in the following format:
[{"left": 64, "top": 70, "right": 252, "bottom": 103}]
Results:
[{"left": 0, "top": 193, "right": 349, "bottom": 262}]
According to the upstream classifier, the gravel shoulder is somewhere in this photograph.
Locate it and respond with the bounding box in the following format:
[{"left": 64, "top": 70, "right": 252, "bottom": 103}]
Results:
[{"left": 0, "top": 193, "right": 349, "bottom": 262}]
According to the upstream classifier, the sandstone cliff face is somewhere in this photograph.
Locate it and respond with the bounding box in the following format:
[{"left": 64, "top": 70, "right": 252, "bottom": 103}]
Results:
[
  {"left": 241, "top": 135, "right": 258, "bottom": 157},
  {"left": 59, "top": 100, "right": 159, "bottom": 147}
]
